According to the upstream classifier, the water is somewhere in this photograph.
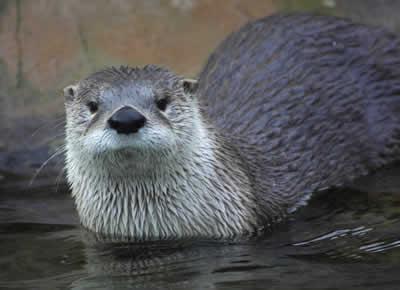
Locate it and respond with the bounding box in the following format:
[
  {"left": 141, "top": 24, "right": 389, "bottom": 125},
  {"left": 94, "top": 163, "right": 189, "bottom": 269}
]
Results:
[{"left": 1, "top": 167, "right": 400, "bottom": 290}]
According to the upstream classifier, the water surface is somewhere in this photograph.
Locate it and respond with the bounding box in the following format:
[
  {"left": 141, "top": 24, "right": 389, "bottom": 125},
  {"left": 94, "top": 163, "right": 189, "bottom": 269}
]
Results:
[{"left": 1, "top": 168, "right": 400, "bottom": 289}]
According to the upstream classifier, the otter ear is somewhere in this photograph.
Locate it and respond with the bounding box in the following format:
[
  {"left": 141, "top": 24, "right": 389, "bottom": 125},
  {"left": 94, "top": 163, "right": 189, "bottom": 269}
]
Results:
[
  {"left": 63, "top": 84, "right": 78, "bottom": 101},
  {"left": 181, "top": 78, "right": 198, "bottom": 96}
]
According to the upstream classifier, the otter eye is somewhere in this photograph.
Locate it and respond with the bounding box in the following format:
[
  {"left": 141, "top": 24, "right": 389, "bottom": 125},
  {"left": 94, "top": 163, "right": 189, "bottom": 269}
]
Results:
[
  {"left": 86, "top": 101, "right": 99, "bottom": 114},
  {"left": 155, "top": 98, "right": 169, "bottom": 111}
]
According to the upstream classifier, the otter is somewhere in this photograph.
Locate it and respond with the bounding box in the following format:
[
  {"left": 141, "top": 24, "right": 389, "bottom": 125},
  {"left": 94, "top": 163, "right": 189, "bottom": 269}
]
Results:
[{"left": 64, "top": 14, "right": 400, "bottom": 240}]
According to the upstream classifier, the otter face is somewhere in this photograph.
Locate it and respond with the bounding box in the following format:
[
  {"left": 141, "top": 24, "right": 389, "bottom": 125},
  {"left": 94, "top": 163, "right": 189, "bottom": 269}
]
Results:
[{"left": 64, "top": 65, "right": 199, "bottom": 161}]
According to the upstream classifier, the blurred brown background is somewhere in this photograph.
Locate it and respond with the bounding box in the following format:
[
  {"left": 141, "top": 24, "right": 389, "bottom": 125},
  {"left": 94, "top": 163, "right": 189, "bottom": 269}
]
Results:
[{"left": 1, "top": 0, "right": 400, "bottom": 180}]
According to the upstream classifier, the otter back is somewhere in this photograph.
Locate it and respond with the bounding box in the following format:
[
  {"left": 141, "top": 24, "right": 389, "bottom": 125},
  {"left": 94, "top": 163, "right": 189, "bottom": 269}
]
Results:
[{"left": 198, "top": 14, "right": 400, "bottom": 204}]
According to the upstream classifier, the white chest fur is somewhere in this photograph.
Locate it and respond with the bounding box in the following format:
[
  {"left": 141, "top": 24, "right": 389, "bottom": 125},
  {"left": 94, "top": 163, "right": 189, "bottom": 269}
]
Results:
[{"left": 66, "top": 140, "right": 259, "bottom": 240}]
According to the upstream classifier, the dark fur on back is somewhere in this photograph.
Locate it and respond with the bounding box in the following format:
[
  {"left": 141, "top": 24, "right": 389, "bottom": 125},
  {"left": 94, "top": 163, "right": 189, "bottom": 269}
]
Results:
[{"left": 198, "top": 13, "right": 400, "bottom": 204}]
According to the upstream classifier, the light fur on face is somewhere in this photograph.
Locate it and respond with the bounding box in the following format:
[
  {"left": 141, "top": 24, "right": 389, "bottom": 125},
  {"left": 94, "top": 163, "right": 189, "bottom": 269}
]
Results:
[{"left": 64, "top": 65, "right": 269, "bottom": 240}]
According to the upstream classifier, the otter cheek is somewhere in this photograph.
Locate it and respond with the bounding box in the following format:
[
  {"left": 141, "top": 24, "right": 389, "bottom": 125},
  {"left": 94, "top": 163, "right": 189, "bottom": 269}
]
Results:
[{"left": 78, "top": 129, "right": 108, "bottom": 154}]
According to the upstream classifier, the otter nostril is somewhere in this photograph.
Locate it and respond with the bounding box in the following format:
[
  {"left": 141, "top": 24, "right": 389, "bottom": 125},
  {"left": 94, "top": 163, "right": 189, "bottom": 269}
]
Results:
[{"left": 108, "top": 107, "right": 146, "bottom": 134}]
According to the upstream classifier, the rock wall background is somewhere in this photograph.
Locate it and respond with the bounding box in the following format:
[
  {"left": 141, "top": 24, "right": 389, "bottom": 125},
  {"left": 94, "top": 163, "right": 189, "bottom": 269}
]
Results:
[{"left": 1, "top": 0, "right": 400, "bottom": 180}]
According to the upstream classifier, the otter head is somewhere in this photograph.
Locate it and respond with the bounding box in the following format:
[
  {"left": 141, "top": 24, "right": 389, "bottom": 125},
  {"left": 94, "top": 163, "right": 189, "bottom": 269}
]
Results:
[
  {"left": 64, "top": 65, "right": 200, "bottom": 173},
  {"left": 63, "top": 65, "right": 261, "bottom": 240}
]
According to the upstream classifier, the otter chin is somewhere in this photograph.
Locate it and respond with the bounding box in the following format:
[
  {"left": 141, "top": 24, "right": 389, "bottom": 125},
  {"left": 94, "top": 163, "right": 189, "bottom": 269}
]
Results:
[{"left": 65, "top": 14, "right": 400, "bottom": 241}]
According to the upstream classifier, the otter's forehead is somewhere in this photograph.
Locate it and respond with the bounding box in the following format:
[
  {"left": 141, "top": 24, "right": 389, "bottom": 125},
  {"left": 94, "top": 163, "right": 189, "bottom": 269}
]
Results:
[
  {"left": 82, "top": 65, "right": 182, "bottom": 91},
  {"left": 76, "top": 65, "right": 184, "bottom": 104},
  {"left": 99, "top": 81, "right": 159, "bottom": 107}
]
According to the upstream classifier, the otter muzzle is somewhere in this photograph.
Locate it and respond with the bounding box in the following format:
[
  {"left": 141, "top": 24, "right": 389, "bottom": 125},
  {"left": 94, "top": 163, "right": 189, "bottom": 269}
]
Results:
[{"left": 108, "top": 106, "right": 146, "bottom": 134}]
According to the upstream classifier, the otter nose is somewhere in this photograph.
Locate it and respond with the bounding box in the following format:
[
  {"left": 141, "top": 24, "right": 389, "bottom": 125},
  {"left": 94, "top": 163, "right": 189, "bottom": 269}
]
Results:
[{"left": 108, "top": 107, "right": 146, "bottom": 134}]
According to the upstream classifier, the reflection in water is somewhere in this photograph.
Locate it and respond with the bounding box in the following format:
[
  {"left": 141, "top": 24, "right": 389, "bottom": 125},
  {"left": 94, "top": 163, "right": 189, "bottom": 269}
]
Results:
[
  {"left": 293, "top": 226, "right": 374, "bottom": 246},
  {"left": 1, "top": 169, "right": 400, "bottom": 289},
  {"left": 361, "top": 240, "right": 400, "bottom": 253}
]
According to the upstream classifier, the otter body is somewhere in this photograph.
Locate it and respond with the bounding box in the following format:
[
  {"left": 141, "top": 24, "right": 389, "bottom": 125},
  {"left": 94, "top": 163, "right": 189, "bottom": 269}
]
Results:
[
  {"left": 199, "top": 13, "right": 400, "bottom": 210},
  {"left": 64, "top": 14, "right": 400, "bottom": 240}
]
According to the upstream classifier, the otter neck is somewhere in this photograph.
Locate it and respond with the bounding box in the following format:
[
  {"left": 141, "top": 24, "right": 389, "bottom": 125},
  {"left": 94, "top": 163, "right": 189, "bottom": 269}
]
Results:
[{"left": 66, "top": 125, "right": 269, "bottom": 240}]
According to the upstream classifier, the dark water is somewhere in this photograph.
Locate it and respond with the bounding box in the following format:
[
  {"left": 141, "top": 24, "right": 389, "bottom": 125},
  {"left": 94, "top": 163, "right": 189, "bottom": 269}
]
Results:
[{"left": 1, "top": 166, "right": 400, "bottom": 290}]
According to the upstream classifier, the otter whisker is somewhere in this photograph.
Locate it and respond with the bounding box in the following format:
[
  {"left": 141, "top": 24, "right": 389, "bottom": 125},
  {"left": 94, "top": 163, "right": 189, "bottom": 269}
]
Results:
[
  {"left": 55, "top": 166, "right": 66, "bottom": 193},
  {"left": 31, "top": 118, "right": 66, "bottom": 138},
  {"left": 29, "top": 145, "right": 66, "bottom": 186},
  {"left": 41, "top": 134, "right": 66, "bottom": 146}
]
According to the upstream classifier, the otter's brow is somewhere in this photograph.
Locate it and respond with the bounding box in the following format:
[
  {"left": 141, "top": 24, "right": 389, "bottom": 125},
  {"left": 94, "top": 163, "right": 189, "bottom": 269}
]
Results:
[
  {"left": 155, "top": 91, "right": 172, "bottom": 101},
  {"left": 79, "top": 86, "right": 95, "bottom": 99}
]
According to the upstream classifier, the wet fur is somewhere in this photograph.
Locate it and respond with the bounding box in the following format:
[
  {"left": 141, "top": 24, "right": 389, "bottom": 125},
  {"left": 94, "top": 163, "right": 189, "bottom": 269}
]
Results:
[
  {"left": 65, "top": 66, "right": 272, "bottom": 240},
  {"left": 65, "top": 14, "right": 400, "bottom": 240},
  {"left": 199, "top": 13, "right": 400, "bottom": 209}
]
